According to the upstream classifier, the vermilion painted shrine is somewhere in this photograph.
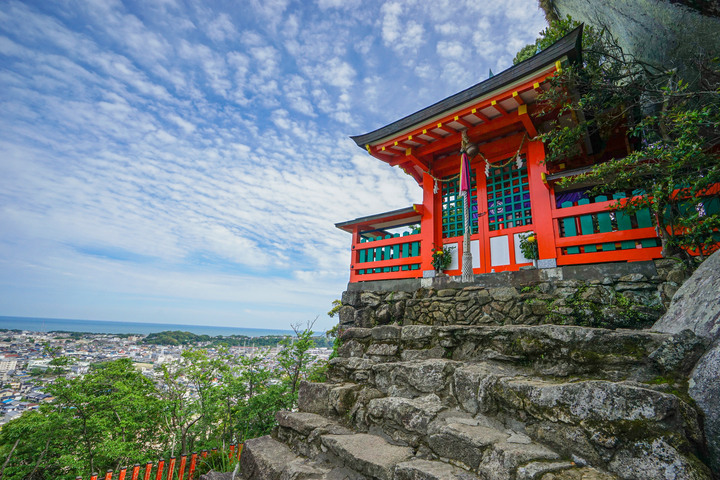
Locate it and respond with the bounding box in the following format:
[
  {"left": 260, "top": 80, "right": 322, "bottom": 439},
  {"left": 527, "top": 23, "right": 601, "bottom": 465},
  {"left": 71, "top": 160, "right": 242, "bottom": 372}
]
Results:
[{"left": 336, "top": 26, "right": 715, "bottom": 283}]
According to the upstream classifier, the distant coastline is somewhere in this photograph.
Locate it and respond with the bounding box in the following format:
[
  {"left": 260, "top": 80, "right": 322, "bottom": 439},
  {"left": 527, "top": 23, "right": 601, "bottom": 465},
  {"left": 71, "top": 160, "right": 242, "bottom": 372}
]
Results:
[{"left": 0, "top": 315, "right": 295, "bottom": 337}]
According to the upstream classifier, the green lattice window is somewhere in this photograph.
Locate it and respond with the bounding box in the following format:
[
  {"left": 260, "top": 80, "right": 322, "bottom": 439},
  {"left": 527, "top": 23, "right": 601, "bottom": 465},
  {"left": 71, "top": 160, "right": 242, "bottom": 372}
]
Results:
[
  {"left": 442, "top": 175, "right": 478, "bottom": 238},
  {"left": 487, "top": 160, "right": 532, "bottom": 231}
]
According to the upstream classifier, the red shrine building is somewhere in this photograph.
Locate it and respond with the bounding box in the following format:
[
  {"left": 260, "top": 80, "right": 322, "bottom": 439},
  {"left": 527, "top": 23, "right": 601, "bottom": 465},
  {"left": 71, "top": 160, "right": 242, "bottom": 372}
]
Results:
[{"left": 335, "top": 26, "right": 710, "bottom": 284}]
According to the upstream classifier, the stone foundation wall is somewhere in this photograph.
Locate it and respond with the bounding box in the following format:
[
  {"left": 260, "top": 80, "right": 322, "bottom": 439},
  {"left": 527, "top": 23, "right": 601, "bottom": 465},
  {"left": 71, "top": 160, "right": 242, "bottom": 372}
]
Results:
[{"left": 338, "top": 260, "right": 690, "bottom": 330}]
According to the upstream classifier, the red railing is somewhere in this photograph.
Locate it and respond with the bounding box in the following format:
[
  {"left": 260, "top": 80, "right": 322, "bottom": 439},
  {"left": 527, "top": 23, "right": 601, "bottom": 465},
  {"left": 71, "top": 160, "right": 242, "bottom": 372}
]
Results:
[
  {"left": 350, "top": 232, "right": 422, "bottom": 282},
  {"left": 552, "top": 194, "right": 663, "bottom": 266},
  {"left": 342, "top": 188, "right": 719, "bottom": 282},
  {"left": 78, "top": 444, "right": 243, "bottom": 480}
]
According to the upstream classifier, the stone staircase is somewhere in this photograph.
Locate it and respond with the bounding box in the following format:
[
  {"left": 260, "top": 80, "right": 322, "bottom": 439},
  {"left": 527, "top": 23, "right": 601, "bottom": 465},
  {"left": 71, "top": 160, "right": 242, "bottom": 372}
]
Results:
[{"left": 241, "top": 323, "right": 712, "bottom": 480}]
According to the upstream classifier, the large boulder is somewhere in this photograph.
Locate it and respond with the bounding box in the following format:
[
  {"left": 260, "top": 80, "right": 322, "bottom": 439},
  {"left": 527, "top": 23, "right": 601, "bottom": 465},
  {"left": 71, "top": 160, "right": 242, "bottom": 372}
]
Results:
[
  {"left": 653, "top": 251, "right": 720, "bottom": 340},
  {"left": 689, "top": 344, "right": 720, "bottom": 476},
  {"left": 653, "top": 249, "right": 720, "bottom": 476}
]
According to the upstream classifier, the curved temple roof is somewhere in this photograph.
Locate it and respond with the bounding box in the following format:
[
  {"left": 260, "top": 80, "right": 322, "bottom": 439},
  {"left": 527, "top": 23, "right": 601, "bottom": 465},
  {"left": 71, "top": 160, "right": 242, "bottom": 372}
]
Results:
[{"left": 350, "top": 25, "right": 583, "bottom": 149}]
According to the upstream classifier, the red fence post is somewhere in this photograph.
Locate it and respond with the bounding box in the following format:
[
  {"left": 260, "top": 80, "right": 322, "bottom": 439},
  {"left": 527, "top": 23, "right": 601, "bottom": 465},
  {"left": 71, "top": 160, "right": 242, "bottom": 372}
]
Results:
[
  {"left": 118, "top": 467, "right": 127, "bottom": 480},
  {"left": 188, "top": 453, "right": 198, "bottom": 479},
  {"left": 178, "top": 455, "right": 187, "bottom": 480},
  {"left": 105, "top": 470, "right": 114, "bottom": 480},
  {"left": 91, "top": 473, "right": 98, "bottom": 480},
  {"left": 237, "top": 443, "right": 243, "bottom": 460},
  {"left": 130, "top": 464, "right": 140, "bottom": 480},
  {"left": 143, "top": 461, "right": 152, "bottom": 480},
  {"left": 168, "top": 457, "right": 176, "bottom": 480},
  {"left": 154, "top": 460, "right": 164, "bottom": 480},
  {"left": 201, "top": 450, "right": 208, "bottom": 458},
  {"left": 229, "top": 444, "right": 235, "bottom": 460}
]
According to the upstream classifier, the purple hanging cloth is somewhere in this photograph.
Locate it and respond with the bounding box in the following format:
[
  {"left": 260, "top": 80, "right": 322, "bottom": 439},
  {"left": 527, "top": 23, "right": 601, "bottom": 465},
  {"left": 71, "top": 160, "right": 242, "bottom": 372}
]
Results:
[{"left": 460, "top": 152, "right": 472, "bottom": 193}]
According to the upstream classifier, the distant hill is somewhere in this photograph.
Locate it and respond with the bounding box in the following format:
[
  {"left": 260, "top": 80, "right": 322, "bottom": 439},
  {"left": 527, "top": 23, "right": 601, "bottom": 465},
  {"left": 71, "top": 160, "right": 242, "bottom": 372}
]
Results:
[{"left": 141, "top": 330, "right": 332, "bottom": 348}]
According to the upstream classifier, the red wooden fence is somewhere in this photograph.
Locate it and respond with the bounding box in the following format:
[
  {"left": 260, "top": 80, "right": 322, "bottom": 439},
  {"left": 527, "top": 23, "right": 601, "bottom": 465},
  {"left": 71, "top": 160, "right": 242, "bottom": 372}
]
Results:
[{"left": 77, "top": 444, "right": 243, "bottom": 480}]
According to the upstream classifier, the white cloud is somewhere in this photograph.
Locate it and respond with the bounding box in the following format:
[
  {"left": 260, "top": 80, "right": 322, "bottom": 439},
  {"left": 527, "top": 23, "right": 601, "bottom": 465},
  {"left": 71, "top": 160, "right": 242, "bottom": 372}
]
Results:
[
  {"left": 206, "top": 13, "right": 238, "bottom": 42},
  {"left": 320, "top": 58, "right": 356, "bottom": 90},
  {"left": 317, "top": 0, "right": 361, "bottom": 9},
  {"left": 0, "top": 0, "right": 547, "bottom": 329},
  {"left": 437, "top": 40, "right": 465, "bottom": 59}
]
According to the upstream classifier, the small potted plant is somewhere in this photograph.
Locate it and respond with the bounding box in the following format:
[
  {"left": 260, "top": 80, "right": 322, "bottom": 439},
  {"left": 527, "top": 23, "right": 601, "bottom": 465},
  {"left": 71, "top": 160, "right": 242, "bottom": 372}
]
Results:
[
  {"left": 519, "top": 232, "right": 539, "bottom": 267},
  {"left": 431, "top": 245, "right": 454, "bottom": 273}
]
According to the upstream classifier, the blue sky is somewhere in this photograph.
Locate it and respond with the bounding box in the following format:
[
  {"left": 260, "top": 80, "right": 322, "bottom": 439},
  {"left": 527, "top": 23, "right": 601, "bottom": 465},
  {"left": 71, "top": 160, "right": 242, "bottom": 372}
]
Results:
[{"left": 0, "top": 0, "right": 547, "bottom": 331}]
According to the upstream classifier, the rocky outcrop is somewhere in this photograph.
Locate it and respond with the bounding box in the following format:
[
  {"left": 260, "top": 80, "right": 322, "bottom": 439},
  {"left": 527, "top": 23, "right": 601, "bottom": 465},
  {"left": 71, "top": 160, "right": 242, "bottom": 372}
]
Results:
[
  {"left": 540, "top": 0, "right": 720, "bottom": 82},
  {"left": 654, "top": 250, "right": 720, "bottom": 476},
  {"left": 653, "top": 250, "right": 720, "bottom": 340},
  {"left": 239, "top": 256, "right": 719, "bottom": 480},
  {"left": 241, "top": 322, "right": 711, "bottom": 479}
]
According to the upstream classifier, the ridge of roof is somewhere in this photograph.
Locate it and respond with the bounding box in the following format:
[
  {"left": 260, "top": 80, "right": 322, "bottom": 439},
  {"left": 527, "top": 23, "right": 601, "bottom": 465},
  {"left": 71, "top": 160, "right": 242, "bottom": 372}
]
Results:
[{"left": 350, "top": 24, "right": 583, "bottom": 148}]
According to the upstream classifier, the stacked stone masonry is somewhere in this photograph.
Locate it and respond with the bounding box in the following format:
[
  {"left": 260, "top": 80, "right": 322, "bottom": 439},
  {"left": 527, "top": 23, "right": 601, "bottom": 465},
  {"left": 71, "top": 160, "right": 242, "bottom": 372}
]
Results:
[
  {"left": 241, "top": 259, "right": 716, "bottom": 480},
  {"left": 338, "top": 260, "right": 689, "bottom": 331}
]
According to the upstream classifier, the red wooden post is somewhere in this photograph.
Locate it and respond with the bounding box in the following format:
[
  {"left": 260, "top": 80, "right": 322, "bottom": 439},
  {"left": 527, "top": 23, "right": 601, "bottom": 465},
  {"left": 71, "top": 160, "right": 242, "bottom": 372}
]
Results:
[
  {"left": 76, "top": 477, "right": 83, "bottom": 480},
  {"left": 188, "top": 453, "right": 198, "bottom": 479},
  {"left": 229, "top": 444, "right": 235, "bottom": 460},
  {"left": 178, "top": 455, "right": 187, "bottom": 480},
  {"left": 130, "top": 464, "right": 140, "bottom": 480},
  {"left": 420, "top": 171, "right": 439, "bottom": 272},
  {"left": 91, "top": 473, "right": 98, "bottom": 480},
  {"left": 143, "top": 461, "right": 152, "bottom": 480},
  {"left": 118, "top": 467, "right": 127, "bottom": 480},
  {"left": 105, "top": 470, "right": 114, "bottom": 480},
  {"left": 168, "top": 456, "right": 176, "bottom": 480},
  {"left": 237, "top": 443, "right": 243, "bottom": 460},
  {"left": 526, "top": 139, "right": 556, "bottom": 263},
  {"left": 154, "top": 460, "right": 164, "bottom": 480},
  {"left": 201, "top": 450, "right": 208, "bottom": 458},
  {"left": 211, "top": 448, "right": 217, "bottom": 455},
  {"left": 349, "top": 225, "right": 360, "bottom": 282}
]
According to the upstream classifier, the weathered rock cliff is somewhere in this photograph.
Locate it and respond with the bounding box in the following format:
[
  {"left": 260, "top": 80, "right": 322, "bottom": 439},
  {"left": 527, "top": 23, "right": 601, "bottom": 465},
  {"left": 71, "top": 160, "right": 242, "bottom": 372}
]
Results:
[
  {"left": 540, "top": 0, "right": 720, "bottom": 81},
  {"left": 654, "top": 249, "right": 720, "bottom": 476},
  {"left": 240, "top": 256, "right": 719, "bottom": 479}
]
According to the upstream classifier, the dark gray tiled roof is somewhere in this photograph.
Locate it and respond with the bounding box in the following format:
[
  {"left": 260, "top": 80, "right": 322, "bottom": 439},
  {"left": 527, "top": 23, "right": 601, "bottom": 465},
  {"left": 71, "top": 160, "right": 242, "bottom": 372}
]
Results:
[{"left": 350, "top": 25, "right": 583, "bottom": 148}]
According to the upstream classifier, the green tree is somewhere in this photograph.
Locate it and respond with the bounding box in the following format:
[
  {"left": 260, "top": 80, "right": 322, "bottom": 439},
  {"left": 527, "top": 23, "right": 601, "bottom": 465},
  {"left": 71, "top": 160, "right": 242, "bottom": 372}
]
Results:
[
  {"left": 225, "top": 350, "right": 277, "bottom": 442},
  {"left": 526, "top": 18, "right": 720, "bottom": 259},
  {"left": 0, "top": 410, "right": 64, "bottom": 480},
  {"left": 0, "top": 359, "right": 163, "bottom": 480},
  {"left": 276, "top": 319, "right": 319, "bottom": 409}
]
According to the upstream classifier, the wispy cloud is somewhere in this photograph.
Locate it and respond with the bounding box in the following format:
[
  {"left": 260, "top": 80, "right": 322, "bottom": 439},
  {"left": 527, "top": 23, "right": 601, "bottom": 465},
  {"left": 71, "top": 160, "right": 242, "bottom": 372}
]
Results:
[{"left": 0, "top": 0, "right": 546, "bottom": 330}]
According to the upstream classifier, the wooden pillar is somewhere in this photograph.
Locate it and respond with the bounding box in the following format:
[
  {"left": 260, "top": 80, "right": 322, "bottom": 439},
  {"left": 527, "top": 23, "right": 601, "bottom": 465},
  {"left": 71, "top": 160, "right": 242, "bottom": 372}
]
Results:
[
  {"left": 349, "top": 225, "right": 361, "bottom": 282},
  {"left": 420, "top": 172, "right": 441, "bottom": 272},
  {"left": 526, "top": 140, "right": 557, "bottom": 262}
]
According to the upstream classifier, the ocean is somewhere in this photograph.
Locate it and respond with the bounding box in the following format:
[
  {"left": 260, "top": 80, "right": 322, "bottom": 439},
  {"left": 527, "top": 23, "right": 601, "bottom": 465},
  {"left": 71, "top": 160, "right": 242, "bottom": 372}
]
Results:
[{"left": 0, "top": 316, "right": 295, "bottom": 337}]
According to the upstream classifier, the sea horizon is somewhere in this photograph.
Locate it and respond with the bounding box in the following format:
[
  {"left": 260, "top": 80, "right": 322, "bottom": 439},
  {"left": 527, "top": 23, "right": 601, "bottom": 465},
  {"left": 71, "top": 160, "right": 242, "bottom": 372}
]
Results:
[{"left": 0, "top": 315, "right": 296, "bottom": 337}]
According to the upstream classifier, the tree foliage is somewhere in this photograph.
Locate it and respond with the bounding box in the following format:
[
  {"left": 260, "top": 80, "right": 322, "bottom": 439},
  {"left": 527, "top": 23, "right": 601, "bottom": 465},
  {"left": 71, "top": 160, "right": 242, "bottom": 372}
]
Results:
[
  {"left": 0, "top": 324, "right": 325, "bottom": 479},
  {"left": 528, "top": 17, "right": 720, "bottom": 259}
]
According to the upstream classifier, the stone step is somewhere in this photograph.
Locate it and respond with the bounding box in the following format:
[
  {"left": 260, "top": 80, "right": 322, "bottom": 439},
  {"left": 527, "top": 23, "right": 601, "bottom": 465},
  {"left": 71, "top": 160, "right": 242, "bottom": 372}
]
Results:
[
  {"left": 427, "top": 416, "right": 512, "bottom": 470},
  {"left": 320, "top": 432, "right": 415, "bottom": 480},
  {"left": 366, "top": 394, "right": 446, "bottom": 446},
  {"left": 362, "top": 396, "right": 572, "bottom": 479},
  {"left": 310, "top": 367, "right": 708, "bottom": 479},
  {"left": 371, "top": 359, "right": 462, "bottom": 399},
  {"left": 275, "top": 411, "right": 354, "bottom": 459},
  {"left": 240, "top": 435, "right": 301, "bottom": 480},
  {"left": 298, "top": 381, "right": 363, "bottom": 418},
  {"left": 479, "top": 437, "right": 564, "bottom": 480},
  {"left": 518, "top": 465, "right": 618, "bottom": 480},
  {"left": 336, "top": 324, "right": 705, "bottom": 382},
  {"left": 476, "top": 376, "right": 708, "bottom": 480},
  {"left": 242, "top": 432, "right": 370, "bottom": 480},
  {"left": 394, "top": 458, "right": 482, "bottom": 479}
]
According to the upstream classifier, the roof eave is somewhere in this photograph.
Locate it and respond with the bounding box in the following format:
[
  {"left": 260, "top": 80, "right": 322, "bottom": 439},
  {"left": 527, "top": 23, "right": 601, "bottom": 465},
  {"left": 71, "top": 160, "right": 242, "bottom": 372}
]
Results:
[{"left": 350, "top": 24, "right": 583, "bottom": 149}]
